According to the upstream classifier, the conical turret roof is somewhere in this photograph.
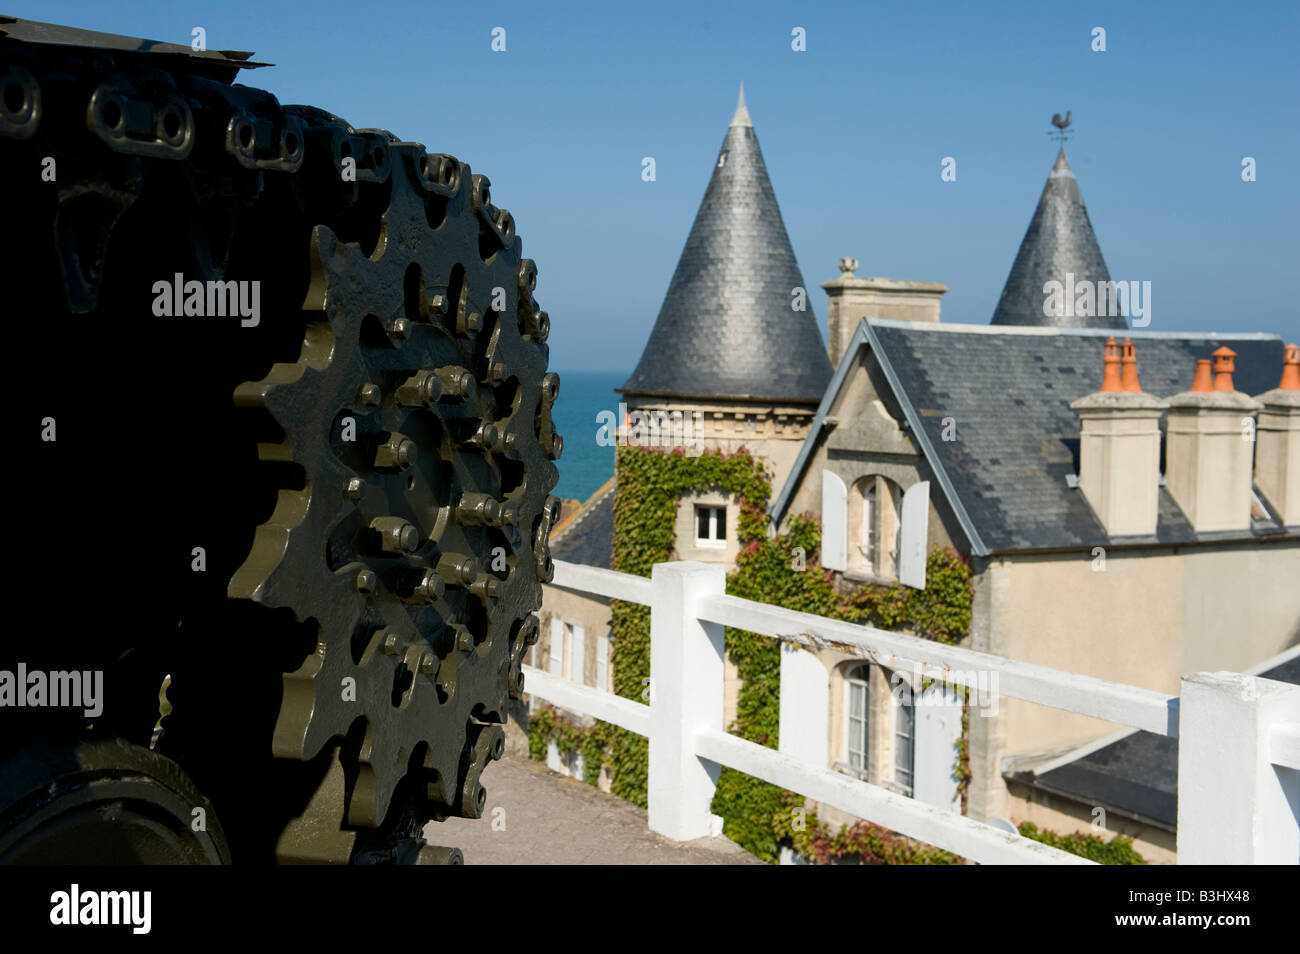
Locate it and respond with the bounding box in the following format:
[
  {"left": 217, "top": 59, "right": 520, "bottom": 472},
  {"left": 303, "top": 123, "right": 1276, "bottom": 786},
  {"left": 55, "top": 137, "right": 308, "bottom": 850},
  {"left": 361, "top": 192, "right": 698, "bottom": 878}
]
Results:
[
  {"left": 991, "top": 148, "right": 1124, "bottom": 329},
  {"left": 622, "top": 86, "right": 831, "bottom": 402}
]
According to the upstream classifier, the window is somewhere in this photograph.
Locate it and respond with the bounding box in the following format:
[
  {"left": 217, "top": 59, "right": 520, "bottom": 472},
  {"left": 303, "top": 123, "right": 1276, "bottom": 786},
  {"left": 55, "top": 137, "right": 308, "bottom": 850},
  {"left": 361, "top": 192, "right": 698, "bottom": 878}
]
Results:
[
  {"left": 695, "top": 504, "right": 726, "bottom": 547},
  {"left": 844, "top": 665, "right": 870, "bottom": 773},
  {"left": 549, "top": 619, "right": 586, "bottom": 683},
  {"left": 852, "top": 476, "right": 903, "bottom": 579},
  {"left": 860, "top": 482, "right": 877, "bottom": 573},
  {"left": 894, "top": 689, "right": 915, "bottom": 796},
  {"left": 569, "top": 622, "right": 586, "bottom": 686}
]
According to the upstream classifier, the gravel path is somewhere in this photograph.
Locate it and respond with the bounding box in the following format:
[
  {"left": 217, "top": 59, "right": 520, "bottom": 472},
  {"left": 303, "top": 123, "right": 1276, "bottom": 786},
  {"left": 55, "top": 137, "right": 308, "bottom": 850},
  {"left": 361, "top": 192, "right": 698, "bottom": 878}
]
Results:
[{"left": 423, "top": 756, "right": 763, "bottom": 865}]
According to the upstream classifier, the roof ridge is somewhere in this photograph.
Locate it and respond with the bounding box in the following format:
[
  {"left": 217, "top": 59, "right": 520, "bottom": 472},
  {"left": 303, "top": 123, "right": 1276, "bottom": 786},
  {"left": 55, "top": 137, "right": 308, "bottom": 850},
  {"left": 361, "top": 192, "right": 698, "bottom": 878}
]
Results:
[{"left": 867, "top": 318, "right": 1283, "bottom": 341}]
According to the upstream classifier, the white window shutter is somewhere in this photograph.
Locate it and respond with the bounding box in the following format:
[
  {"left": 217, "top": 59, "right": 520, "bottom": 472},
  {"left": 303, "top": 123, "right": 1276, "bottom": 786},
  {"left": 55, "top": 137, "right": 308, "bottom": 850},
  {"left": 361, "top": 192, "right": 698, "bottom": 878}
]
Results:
[
  {"left": 570, "top": 623, "right": 586, "bottom": 685},
  {"left": 821, "top": 470, "right": 847, "bottom": 571},
  {"left": 898, "top": 481, "right": 930, "bottom": 589},
  {"left": 595, "top": 632, "right": 609, "bottom": 692},
  {"left": 548, "top": 617, "right": 564, "bottom": 676}
]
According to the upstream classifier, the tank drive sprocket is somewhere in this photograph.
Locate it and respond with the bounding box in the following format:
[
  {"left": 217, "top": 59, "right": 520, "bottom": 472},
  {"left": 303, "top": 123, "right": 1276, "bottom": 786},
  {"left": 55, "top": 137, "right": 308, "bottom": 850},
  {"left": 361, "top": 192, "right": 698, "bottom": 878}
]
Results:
[{"left": 230, "top": 142, "right": 561, "bottom": 828}]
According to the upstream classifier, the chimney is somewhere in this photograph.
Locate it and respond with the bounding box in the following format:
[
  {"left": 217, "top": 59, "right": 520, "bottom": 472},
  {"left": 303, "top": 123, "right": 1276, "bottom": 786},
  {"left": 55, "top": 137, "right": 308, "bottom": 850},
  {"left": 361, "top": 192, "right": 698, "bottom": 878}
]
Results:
[
  {"left": 1254, "top": 343, "right": 1300, "bottom": 526},
  {"left": 1069, "top": 336, "right": 1166, "bottom": 536},
  {"left": 1165, "top": 347, "right": 1263, "bottom": 532},
  {"left": 821, "top": 258, "right": 947, "bottom": 367}
]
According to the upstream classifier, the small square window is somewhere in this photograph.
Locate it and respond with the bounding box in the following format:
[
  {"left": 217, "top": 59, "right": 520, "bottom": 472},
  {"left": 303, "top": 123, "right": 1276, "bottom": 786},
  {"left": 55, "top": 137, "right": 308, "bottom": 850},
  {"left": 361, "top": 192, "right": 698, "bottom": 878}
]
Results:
[{"left": 695, "top": 505, "right": 726, "bottom": 547}]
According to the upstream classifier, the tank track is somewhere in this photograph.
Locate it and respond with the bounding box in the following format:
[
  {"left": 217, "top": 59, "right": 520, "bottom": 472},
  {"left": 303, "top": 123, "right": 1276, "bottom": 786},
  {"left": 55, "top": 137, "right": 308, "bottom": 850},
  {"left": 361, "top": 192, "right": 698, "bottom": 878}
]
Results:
[{"left": 0, "top": 16, "right": 561, "bottom": 863}]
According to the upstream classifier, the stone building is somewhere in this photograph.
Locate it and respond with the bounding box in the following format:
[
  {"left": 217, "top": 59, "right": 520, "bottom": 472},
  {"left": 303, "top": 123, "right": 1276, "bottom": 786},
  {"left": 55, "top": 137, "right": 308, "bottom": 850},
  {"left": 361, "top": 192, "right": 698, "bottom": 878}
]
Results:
[
  {"left": 530, "top": 86, "right": 830, "bottom": 777},
  {"left": 768, "top": 144, "right": 1300, "bottom": 862},
  {"left": 531, "top": 106, "right": 1300, "bottom": 863}
]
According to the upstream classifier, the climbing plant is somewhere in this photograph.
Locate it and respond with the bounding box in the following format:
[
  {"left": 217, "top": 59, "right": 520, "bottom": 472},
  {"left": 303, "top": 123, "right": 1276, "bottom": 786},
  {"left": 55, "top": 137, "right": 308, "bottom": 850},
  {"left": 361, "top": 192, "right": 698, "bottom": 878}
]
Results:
[
  {"left": 1018, "top": 822, "right": 1147, "bottom": 865},
  {"left": 532, "top": 444, "right": 978, "bottom": 864}
]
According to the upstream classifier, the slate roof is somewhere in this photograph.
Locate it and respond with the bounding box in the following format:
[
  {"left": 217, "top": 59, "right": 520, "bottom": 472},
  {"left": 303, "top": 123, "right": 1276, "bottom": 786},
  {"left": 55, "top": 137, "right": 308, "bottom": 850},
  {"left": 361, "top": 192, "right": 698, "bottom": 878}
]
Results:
[
  {"left": 991, "top": 148, "right": 1124, "bottom": 329},
  {"left": 621, "top": 87, "right": 831, "bottom": 403},
  {"left": 1007, "top": 651, "right": 1300, "bottom": 831},
  {"left": 771, "top": 320, "right": 1295, "bottom": 555},
  {"left": 549, "top": 478, "right": 615, "bottom": 571}
]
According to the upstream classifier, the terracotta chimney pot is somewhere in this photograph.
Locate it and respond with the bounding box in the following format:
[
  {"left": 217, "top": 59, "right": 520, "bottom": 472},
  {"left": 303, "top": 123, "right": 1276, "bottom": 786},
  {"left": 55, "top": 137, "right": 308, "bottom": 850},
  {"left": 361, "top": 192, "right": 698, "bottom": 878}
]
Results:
[
  {"left": 1120, "top": 338, "right": 1141, "bottom": 392},
  {"left": 1212, "top": 346, "right": 1237, "bottom": 392},
  {"left": 1190, "top": 359, "right": 1213, "bottom": 393},
  {"left": 1100, "top": 336, "right": 1122, "bottom": 393},
  {"left": 1280, "top": 343, "right": 1300, "bottom": 391}
]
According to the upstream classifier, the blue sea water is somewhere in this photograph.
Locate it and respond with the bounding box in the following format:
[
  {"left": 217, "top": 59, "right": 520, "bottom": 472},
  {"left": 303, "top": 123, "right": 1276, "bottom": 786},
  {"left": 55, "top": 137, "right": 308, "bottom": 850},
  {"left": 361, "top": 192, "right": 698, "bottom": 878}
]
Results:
[{"left": 549, "top": 369, "right": 626, "bottom": 502}]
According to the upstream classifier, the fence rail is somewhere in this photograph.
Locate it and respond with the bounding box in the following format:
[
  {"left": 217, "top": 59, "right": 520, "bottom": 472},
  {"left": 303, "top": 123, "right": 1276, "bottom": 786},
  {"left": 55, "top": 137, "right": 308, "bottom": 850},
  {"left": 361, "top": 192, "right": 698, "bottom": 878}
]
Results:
[{"left": 535, "top": 558, "right": 1300, "bottom": 865}]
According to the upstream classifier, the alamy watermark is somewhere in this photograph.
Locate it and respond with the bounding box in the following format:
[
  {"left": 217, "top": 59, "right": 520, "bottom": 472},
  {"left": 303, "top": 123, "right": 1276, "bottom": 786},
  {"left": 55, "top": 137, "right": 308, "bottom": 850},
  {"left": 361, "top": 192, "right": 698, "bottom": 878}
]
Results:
[
  {"left": 0, "top": 663, "right": 102, "bottom": 717},
  {"left": 151, "top": 273, "right": 260, "bottom": 327},
  {"left": 50, "top": 884, "right": 151, "bottom": 934},
  {"left": 1043, "top": 272, "right": 1150, "bottom": 327},
  {"left": 890, "top": 665, "right": 999, "bottom": 716},
  {"left": 595, "top": 403, "right": 705, "bottom": 455}
]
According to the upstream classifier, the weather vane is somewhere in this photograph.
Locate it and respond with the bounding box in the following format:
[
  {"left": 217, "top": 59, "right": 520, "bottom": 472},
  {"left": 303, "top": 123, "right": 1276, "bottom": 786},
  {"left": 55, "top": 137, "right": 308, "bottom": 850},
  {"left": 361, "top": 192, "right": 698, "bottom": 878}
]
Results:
[{"left": 1048, "top": 110, "right": 1073, "bottom": 145}]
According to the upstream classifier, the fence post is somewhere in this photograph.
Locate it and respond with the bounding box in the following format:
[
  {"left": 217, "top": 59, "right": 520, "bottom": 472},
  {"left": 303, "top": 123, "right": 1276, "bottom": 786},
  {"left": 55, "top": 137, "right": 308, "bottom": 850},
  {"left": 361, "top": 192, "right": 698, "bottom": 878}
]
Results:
[
  {"left": 647, "top": 560, "right": 727, "bottom": 840},
  {"left": 779, "top": 644, "right": 829, "bottom": 768},
  {"left": 1177, "top": 671, "right": 1300, "bottom": 864}
]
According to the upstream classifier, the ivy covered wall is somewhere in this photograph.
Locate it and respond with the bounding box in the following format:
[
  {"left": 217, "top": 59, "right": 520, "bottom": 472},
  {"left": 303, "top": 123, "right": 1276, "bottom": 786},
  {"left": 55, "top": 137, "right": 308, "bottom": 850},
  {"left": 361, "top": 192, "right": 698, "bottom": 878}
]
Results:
[{"left": 528, "top": 443, "right": 1143, "bottom": 864}]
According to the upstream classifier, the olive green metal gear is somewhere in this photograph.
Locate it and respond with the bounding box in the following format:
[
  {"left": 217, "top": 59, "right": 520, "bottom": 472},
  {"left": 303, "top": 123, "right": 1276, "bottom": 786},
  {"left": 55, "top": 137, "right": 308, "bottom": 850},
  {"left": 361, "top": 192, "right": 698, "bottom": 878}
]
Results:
[{"left": 229, "top": 142, "right": 562, "bottom": 829}]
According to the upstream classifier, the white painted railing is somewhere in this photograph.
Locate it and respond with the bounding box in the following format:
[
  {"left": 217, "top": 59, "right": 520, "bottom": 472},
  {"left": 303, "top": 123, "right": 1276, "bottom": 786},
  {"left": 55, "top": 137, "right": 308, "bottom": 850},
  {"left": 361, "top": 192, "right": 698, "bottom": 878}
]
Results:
[{"left": 528, "top": 559, "right": 1300, "bottom": 865}]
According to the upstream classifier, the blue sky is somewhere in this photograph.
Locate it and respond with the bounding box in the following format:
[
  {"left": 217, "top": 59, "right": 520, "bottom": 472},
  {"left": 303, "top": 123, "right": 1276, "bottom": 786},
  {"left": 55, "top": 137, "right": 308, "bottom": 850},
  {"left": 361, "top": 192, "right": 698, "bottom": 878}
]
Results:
[{"left": 18, "top": 0, "right": 1299, "bottom": 371}]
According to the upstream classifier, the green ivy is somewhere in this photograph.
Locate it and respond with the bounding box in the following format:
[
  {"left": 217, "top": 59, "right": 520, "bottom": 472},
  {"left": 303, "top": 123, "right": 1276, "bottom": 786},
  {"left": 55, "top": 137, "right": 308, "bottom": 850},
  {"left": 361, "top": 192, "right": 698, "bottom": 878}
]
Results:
[
  {"left": 1017, "top": 822, "right": 1147, "bottom": 864},
  {"left": 527, "top": 706, "right": 616, "bottom": 788},
  {"left": 572, "top": 444, "right": 976, "bottom": 863},
  {"left": 774, "top": 791, "right": 964, "bottom": 865}
]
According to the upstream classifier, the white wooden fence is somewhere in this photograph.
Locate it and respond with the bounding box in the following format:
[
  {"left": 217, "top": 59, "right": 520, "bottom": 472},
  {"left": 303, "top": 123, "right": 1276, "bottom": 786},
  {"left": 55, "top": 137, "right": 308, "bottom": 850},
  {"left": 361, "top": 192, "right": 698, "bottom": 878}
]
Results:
[{"left": 523, "top": 559, "right": 1300, "bottom": 864}]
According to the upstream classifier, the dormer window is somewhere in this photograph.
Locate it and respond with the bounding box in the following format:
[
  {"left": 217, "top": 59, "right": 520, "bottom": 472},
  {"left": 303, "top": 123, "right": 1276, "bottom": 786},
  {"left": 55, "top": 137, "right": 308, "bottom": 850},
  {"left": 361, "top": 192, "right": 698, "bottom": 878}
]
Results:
[
  {"left": 850, "top": 475, "right": 902, "bottom": 579},
  {"left": 695, "top": 504, "right": 727, "bottom": 548}
]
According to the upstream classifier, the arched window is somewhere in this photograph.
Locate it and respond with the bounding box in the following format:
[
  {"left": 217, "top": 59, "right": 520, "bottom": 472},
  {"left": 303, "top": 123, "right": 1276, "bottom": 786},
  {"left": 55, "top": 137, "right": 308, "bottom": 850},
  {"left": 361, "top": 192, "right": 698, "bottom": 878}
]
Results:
[
  {"left": 850, "top": 476, "right": 903, "bottom": 578},
  {"left": 894, "top": 688, "right": 915, "bottom": 796},
  {"left": 844, "top": 664, "right": 870, "bottom": 773}
]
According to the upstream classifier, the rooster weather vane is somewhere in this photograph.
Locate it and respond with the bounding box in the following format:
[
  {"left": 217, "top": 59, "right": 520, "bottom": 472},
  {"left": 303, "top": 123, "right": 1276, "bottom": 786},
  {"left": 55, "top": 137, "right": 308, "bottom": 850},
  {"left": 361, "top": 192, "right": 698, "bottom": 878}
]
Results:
[{"left": 1049, "top": 110, "right": 1073, "bottom": 145}]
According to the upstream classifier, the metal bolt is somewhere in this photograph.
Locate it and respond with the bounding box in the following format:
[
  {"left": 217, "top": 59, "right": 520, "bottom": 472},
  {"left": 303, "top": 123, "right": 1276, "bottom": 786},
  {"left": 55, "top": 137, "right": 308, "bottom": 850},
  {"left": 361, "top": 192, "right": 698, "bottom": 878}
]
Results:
[
  {"left": 370, "top": 516, "right": 419, "bottom": 554},
  {"left": 411, "top": 569, "right": 444, "bottom": 604},
  {"left": 355, "top": 569, "right": 377, "bottom": 593},
  {"left": 390, "top": 317, "right": 411, "bottom": 339},
  {"left": 464, "top": 311, "right": 481, "bottom": 334},
  {"left": 437, "top": 554, "right": 479, "bottom": 587},
  {"left": 468, "top": 422, "right": 499, "bottom": 451},
  {"left": 343, "top": 477, "right": 364, "bottom": 500},
  {"left": 396, "top": 370, "right": 441, "bottom": 407},
  {"left": 381, "top": 630, "right": 400, "bottom": 654},
  {"left": 455, "top": 492, "right": 500, "bottom": 526},
  {"left": 419, "top": 651, "right": 436, "bottom": 675},
  {"left": 452, "top": 625, "right": 474, "bottom": 652},
  {"left": 470, "top": 574, "right": 500, "bottom": 600},
  {"left": 375, "top": 433, "right": 416, "bottom": 470},
  {"left": 496, "top": 500, "right": 520, "bottom": 527},
  {"left": 427, "top": 292, "right": 446, "bottom": 316},
  {"left": 435, "top": 366, "right": 475, "bottom": 401},
  {"left": 357, "top": 383, "right": 381, "bottom": 407}
]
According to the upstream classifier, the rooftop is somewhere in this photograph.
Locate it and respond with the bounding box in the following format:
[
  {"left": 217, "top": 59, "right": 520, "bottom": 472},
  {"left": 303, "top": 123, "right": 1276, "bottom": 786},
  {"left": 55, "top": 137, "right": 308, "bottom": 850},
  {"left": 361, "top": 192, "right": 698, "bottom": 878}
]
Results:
[
  {"left": 621, "top": 87, "right": 831, "bottom": 404},
  {"left": 991, "top": 148, "right": 1122, "bottom": 330},
  {"left": 772, "top": 319, "right": 1296, "bottom": 554}
]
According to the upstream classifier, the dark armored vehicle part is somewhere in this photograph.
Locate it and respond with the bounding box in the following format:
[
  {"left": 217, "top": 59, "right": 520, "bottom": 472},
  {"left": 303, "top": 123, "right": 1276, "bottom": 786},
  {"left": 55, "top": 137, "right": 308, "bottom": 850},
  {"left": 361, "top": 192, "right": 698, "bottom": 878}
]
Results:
[{"left": 0, "top": 16, "right": 561, "bottom": 863}]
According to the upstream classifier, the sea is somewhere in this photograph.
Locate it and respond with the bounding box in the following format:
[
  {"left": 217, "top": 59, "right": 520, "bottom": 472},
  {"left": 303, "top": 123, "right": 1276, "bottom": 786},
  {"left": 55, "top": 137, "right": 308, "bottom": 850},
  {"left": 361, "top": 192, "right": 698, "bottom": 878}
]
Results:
[{"left": 549, "top": 369, "right": 626, "bottom": 503}]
